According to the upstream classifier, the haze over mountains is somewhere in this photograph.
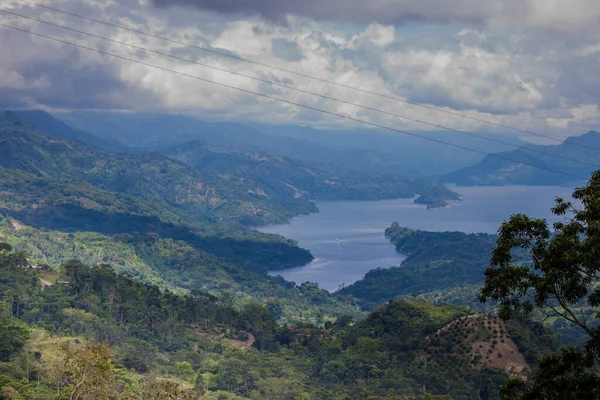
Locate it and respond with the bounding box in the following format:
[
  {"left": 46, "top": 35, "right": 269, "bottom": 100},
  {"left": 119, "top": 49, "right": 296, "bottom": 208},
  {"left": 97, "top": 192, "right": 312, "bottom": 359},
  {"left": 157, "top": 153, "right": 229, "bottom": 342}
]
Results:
[
  {"left": 443, "top": 130, "right": 600, "bottom": 186},
  {"left": 58, "top": 110, "right": 527, "bottom": 177},
  {"left": 3, "top": 0, "right": 600, "bottom": 396},
  {"left": 17, "top": 109, "right": 600, "bottom": 189}
]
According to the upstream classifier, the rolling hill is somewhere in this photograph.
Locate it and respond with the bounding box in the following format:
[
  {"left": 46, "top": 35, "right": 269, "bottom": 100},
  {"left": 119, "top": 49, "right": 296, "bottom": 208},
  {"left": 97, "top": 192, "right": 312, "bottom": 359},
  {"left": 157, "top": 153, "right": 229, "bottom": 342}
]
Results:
[{"left": 162, "top": 139, "right": 459, "bottom": 205}]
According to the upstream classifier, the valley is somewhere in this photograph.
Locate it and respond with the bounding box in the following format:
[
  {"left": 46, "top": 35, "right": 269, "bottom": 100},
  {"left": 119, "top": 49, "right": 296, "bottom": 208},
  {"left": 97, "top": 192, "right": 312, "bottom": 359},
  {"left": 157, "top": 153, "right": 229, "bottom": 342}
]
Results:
[
  {"left": 263, "top": 185, "right": 573, "bottom": 291},
  {"left": 0, "top": 109, "right": 597, "bottom": 400},
  {"left": 2, "top": 1, "right": 600, "bottom": 397}
]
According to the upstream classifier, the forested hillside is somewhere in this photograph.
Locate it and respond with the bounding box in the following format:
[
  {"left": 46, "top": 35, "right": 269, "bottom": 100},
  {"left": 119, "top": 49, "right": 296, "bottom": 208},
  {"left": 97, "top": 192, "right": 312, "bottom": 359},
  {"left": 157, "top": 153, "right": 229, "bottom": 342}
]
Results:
[
  {"left": 0, "top": 244, "right": 557, "bottom": 399},
  {"left": 0, "top": 111, "right": 315, "bottom": 226},
  {"left": 340, "top": 224, "right": 497, "bottom": 310},
  {"left": 16, "top": 110, "right": 459, "bottom": 207},
  {"left": 339, "top": 222, "right": 590, "bottom": 348},
  {"left": 163, "top": 140, "right": 458, "bottom": 205},
  {"left": 0, "top": 111, "right": 372, "bottom": 320}
]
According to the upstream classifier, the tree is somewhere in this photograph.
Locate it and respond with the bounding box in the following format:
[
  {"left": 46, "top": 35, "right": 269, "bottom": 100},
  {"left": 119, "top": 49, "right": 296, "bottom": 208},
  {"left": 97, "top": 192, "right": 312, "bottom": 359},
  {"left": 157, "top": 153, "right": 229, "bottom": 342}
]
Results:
[
  {"left": 49, "top": 341, "right": 117, "bottom": 400},
  {"left": 0, "top": 243, "right": 12, "bottom": 254},
  {"left": 480, "top": 172, "right": 600, "bottom": 399},
  {"left": 123, "top": 379, "right": 198, "bottom": 400},
  {"left": 118, "top": 338, "right": 155, "bottom": 373},
  {"left": 0, "top": 303, "right": 28, "bottom": 362}
]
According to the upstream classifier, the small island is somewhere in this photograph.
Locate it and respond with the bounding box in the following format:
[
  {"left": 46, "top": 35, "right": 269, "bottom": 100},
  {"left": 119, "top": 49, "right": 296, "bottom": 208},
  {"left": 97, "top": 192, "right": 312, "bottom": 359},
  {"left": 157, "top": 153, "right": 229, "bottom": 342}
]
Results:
[{"left": 414, "top": 194, "right": 450, "bottom": 209}]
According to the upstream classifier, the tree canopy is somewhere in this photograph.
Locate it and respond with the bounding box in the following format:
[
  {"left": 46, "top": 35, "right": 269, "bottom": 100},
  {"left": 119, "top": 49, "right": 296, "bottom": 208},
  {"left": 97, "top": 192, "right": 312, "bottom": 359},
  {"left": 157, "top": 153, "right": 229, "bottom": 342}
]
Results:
[{"left": 480, "top": 171, "right": 600, "bottom": 399}]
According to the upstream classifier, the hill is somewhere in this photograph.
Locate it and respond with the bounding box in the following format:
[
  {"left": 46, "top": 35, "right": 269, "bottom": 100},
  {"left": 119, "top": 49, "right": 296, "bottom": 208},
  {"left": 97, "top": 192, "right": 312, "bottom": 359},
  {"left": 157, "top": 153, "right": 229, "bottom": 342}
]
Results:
[
  {"left": 61, "top": 111, "right": 527, "bottom": 177},
  {"left": 14, "top": 109, "right": 131, "bottom": 153},
  {"left": 339, "top": 223, "right": 590, "bottom": 349},
  {"left": 12, "top": 111, "right": 459, "bottom": 211},
  {"left": 162, "top": 139, "right": 459, "bottom": 204},
  {"left": 442, "top": 131, "right": 600, "bottom": 186},
  {"left": 422, "top": 314, "right": 556, "bottom": 381},
  {"left": 0, "top": 111, "right": 316, "bottom": 226},
  {"left": 339, "top": 223, "right": 497, "bottom": 309},
  {"left": 0, "top": 246, "right": 558, "bottom": 399}
]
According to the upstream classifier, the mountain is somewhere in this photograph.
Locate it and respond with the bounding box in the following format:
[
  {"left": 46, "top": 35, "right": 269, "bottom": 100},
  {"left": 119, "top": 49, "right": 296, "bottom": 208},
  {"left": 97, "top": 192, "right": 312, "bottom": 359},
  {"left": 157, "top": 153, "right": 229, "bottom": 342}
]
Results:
[
  {"left": 0, "top": 110, "right": 376, "bottom": 325},
  {"left": 442, "top": 131, "right": 600, "bottom": 186},
  {"left": 0, "top": 246, "right": 558, "bottom": 399},
  {"left": 338, "top": 222, "right": 589, "bottom": 348},
  {"left": 162, "top": 139, "right": 460, "bottom": 204},
  {"left": 15, "top": 109, "right": 131, "bottom": 152},
  {"left": 6, "top": 111, "right": 458, "bottom": 213},
  {"left": 62, "top": 111, "right": 528, "bottom": 177},
  {"left": 339, "top": 223, "right": 497, "bottom": 310},
  {"left": 0, "top": 111, "right": 315, "bottom": 226}
]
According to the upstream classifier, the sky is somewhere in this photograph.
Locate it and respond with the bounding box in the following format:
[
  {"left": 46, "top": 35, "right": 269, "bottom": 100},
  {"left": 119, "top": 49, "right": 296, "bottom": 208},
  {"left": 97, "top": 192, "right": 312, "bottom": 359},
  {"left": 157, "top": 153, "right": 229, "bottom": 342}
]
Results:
[{"left": 1, "top": 0, "right": 599, "bottom": 139}]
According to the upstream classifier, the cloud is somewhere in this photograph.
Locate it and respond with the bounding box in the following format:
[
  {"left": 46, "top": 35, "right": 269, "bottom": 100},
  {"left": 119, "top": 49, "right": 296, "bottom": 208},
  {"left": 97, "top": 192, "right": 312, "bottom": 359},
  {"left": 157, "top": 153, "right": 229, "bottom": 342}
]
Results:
[
  {"left": 271, "top": 38, "right": 303, "bottom": 61},
  {"left": 0, "top": 0, "right": 598, "bottom": 139},
  {"left": 149, "top": 0, "right": 497, "bottom": 25},
  {"left": 150, "top": 0, "right": 600, "bottom": 33}
]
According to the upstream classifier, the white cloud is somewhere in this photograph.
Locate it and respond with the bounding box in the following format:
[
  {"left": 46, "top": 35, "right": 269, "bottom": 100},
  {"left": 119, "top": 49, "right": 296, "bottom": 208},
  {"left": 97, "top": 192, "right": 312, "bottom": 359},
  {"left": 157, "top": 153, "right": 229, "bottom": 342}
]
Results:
[{"left": 0, "top": 0, "right": 598, "bottom": 139}]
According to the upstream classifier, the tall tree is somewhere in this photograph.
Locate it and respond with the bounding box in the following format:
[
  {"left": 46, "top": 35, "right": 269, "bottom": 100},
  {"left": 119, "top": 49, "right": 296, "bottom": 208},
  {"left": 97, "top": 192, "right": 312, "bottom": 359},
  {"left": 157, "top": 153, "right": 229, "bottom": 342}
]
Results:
[{"left": 480, "top": 171, "right": 600, "bottom": 399}]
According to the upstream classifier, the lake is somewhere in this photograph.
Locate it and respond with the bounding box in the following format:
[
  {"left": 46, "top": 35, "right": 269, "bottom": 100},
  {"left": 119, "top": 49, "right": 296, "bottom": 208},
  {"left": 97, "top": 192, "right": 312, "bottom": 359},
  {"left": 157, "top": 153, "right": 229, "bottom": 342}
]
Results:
[{"left": 260, "top": 185, "right": 575, "bottom": 292}]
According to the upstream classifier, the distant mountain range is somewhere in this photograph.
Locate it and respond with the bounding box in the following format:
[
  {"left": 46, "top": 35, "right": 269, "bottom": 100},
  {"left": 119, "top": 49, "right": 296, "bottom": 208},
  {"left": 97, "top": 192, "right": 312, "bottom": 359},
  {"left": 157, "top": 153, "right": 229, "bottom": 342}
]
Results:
[
  {"left": 57, "top": 110, "right": 527, "bottom": 177},
  {"left": 442, "top": 130, "right": 600, "bottom": 186},
  {"left": 12, "top": 110, "right": 458, "bottom": 208},
  {"left": 14, "top": 110, "right": 131, "bottom": 153},
  {"left": 161, "top": 139, "right": 458, "bottom": 205},
  {"left": 0, "top": 110, "right": 458, "bottom": 290}
]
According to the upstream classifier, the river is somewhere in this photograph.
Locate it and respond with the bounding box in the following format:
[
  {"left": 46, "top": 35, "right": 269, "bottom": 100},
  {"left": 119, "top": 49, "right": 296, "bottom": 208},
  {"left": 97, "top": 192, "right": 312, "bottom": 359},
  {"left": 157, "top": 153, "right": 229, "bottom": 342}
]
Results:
[{"left": 260, "top": 185, "right": 575, "bottom": 292}]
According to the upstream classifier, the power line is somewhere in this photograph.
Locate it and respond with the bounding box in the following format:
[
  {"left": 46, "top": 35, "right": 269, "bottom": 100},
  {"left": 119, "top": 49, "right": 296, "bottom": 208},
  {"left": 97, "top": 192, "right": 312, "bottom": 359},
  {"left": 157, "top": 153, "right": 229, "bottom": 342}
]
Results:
[
  {"left": 2, "top": 8, "right": 598, "bottom": 169},
  {"left": 12, "top": 0, "right": 599, "bottom": 152},
  {"left": 0, "top": 22, "right": 590, "bottom": 182}
]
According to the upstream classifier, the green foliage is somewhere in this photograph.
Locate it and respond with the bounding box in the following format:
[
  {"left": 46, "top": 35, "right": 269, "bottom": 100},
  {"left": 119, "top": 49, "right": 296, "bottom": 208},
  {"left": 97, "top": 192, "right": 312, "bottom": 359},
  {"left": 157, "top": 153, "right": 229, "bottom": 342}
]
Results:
[
  {"left": 500, "top": 347, "right": 600, "bottom": 400},
  {"left": 0, "top": 111, "right": 369, "bottom": 322},
  {"left": 341, "top": 223, "right": 497, "bottom": 309},
  {"left": 0, "top": 304, "right": 28, "bottom": 363},
  {"left": 0, "top": 243, "right": 555, "bottom": 400},
  {"left": 480, "top": 173, "right": 600, "bottom": 399},
  {"left": 164, "top": 139, "right": 459, "bottom": 205}
]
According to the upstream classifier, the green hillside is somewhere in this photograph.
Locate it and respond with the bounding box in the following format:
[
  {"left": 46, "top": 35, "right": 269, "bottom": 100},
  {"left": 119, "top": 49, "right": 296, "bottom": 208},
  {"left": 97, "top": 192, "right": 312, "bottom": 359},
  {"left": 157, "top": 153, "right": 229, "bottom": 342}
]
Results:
[
  {"left": 340, "top": 224, "right": 497, "bottom": 310},
  {"left": 0, "top": 111, "right": 315, "bottom": 226},
  {"left": 0, "top": 245, "right": 557, "bottom": 400},
  {"left": 163, "top": 139, "right": 459, "bottom": 205}
]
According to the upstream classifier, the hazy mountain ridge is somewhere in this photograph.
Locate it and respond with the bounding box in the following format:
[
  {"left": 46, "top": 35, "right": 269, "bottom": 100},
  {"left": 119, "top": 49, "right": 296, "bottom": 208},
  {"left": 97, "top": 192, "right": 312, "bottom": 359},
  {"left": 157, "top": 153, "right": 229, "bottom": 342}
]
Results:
[
  {"left": 0, "top": 111, "right": 316, "bottom": 226},
  {"left": 442, "top": 130, "right": 600, "bottom": 186},
  {"left": 14, "top": 109, "right": 131, "bottom": 153},
  {"left": 162, "top": 139, "right": 459, "bottom": 205},
  {"left": 14, "top": 110, "right": 459, "bottom": 207},
  {"left": 60, "top": 111, "right": 528, "bottom": 177}
]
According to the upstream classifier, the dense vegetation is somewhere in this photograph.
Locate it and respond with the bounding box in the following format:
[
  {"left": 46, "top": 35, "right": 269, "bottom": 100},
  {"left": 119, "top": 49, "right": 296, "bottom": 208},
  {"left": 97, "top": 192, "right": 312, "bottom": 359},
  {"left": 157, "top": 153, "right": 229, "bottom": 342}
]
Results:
[
  {"left": 0, "top": 111, "right": 371, "bottom": 320},
  {"left": 340, "top": 224, "right": 497, "bottom": 310},
  {"left": 480, "top": 174, "right": 600, "bottom": 399},
  {"left": 0, "top": 111, "right": 315, "bottom": 226},
  {"left": 163, "top": 140, "right": 458, "bottom": 206},
  {"left": 2, "top": 109, "right": 593, "bottom": 398},
  {"left": 0, "top": 215, "right": 362, "bottom": 323},
  {"left": 0, "top": 244, "right": 556, "bottom": 399},
  {"left": 339, "top": 223, "right": 588, "bottom": 348}
]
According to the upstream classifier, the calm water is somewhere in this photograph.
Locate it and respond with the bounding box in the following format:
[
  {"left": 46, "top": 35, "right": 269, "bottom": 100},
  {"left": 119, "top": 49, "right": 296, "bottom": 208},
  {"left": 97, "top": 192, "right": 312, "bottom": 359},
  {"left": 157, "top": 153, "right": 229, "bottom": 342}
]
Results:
[{"left": 260, "top": 185, "right": 574, "bottom": 292}]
